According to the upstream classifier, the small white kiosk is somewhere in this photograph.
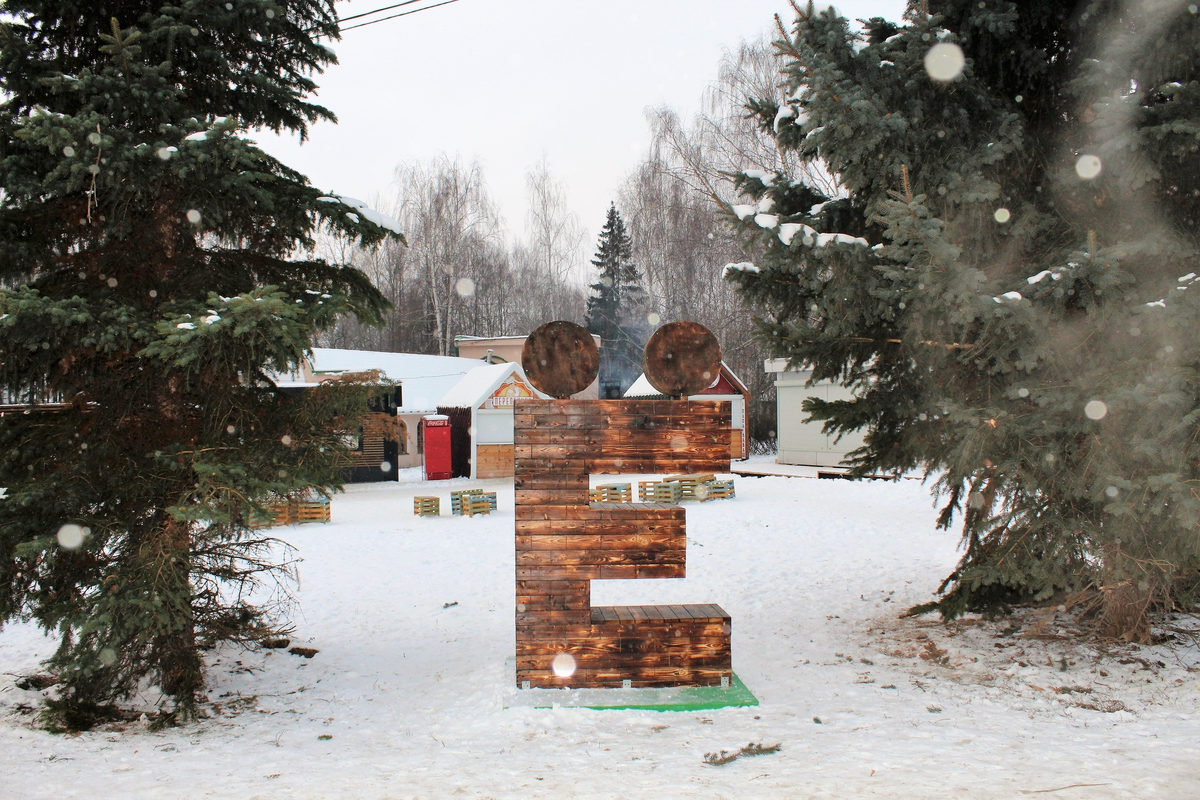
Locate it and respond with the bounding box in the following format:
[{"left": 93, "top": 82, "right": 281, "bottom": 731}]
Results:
[
  {"left": 436, "top": 362, "right": 549, "bottom": 479},
  {"left": 765, "top": 359, "right": 866, "bottom": 467}
]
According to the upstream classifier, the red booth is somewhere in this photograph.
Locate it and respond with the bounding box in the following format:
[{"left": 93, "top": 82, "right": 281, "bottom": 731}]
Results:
[{"left": 421, "top": 415, "right": 452, "bottom": 480}]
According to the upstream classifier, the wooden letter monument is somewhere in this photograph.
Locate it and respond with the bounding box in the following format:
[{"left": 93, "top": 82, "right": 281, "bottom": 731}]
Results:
[{"left": 515, "top": 321, "right": 733, "bottom": 689}]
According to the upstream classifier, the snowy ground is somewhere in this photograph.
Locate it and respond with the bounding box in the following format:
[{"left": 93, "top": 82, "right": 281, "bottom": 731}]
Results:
[{"left": 2, "top": 469, "right": 1199, "bottom": 798}]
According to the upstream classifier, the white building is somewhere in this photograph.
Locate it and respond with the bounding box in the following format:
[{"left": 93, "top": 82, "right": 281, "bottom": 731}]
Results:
[
  {"left": 436, "top": 362, "right": 549, "bottom": 479},
  {"left": 765, "top": 359, "right": 866, "bottom": 468}
]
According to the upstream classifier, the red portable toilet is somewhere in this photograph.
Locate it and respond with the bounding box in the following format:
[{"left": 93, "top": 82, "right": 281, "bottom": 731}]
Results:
[{"left": 422, "top": 415, "right": 452, "bottom": 480}]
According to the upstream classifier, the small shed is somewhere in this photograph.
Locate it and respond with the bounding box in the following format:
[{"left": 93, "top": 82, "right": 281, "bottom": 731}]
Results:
[
  {"left": 624, "top": 361, "right": 752, "bottom": 460},
  {"left": 436, "top": 362, "right": 549, "bottom": 479},
  {"left": 765, "top": 359, "right": 866, "bottom": 467}
]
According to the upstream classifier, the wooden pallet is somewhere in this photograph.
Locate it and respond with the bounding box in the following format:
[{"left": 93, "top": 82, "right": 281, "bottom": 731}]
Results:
[
  {"left": 253, "top": 498, "right": 330, "bottom": 528},
  {"left": 450, "top": 489, "right": 498, "bottom": 515},
  {"left": 296, "top": 499, "right": 331, "bottom": 522},
  {"left": 662, "top": 473, "right": 716, "bottom": 501},
  {"left": 700, "top": 479, "right": 735, "bottom": 502},
  {"left": 513, "top": 399, "right": 732, "bottom": 689},
  {"left": 638, "top": 480, "right": 682, "bottom": 503},
  {"left": 591, "top": 483, "right": 632, "bottom": 503},
  {"left": 413, "top": 496, "right": 441, "bottom": 517},
  {"left": 463, "top": 495, "right": 493, "bottom": 517}
]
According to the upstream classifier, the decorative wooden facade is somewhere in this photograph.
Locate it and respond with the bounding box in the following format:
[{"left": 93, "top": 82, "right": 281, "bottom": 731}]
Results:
[
  {"left": 625, "top": 361, "right": 753, "bottom": 460},
  {"left": 514, "top": 398, "right": 733, "bottom": 689},
  {"left": 344, "top": 400, "right": 407, "bottom": 483}
]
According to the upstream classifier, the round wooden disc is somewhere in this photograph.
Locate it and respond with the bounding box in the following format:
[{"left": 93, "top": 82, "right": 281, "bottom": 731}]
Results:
[
  {"left": 522, "top": 321, "right": 599, "bottom": 399},
  {"left": 643, "top": 321, "right": 722, "bottom": 398}
]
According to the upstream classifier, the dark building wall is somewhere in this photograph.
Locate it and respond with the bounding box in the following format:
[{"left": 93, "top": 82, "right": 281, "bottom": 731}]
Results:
[{"left": 437, "top": 406, "right": 474, "bottom": 478}]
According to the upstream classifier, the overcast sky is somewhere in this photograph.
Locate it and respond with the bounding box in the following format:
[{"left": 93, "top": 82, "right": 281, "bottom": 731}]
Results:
[{"left": 258, "top": 0, "right": 907, "bottom": 247}]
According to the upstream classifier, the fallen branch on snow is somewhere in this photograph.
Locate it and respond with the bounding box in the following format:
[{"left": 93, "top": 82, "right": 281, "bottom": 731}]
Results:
[{"left": 703, "top": 741, "right": 781, "bottom": 766}]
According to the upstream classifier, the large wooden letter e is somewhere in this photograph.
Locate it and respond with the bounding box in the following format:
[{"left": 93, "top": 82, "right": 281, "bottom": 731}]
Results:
[{"left": 514, "top": 322, "right": 733, "bottom": 689}]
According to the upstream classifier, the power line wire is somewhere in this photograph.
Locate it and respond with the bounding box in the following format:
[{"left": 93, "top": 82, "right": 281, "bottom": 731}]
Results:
[
  {"left": 339, "top": 0, "right": 426, "bottom": 24},
  {"left": 341, "top": 0, "right": 461, "bottom": 31}
]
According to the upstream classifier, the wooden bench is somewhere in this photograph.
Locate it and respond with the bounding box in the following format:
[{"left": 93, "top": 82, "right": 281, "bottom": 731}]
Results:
[{"left": 413, "top": 496, "right": 440, "bottom": 517}]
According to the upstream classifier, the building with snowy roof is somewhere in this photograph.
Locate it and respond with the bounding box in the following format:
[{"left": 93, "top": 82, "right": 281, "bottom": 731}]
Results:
[
  {"left": 454, "top": 333, "right": 601, "bottom": 399},
  {"left": 273, "top": 348, "right": 483, "bottom": 480},
  {"left": 764, "top": 359, "right": 865, "bottom": 468},
  {"left": 623, "top": 362, "right": 751, "bottom": 460},
  {"left": 436, "top": 362, "right": 549, "bottom": 479}
]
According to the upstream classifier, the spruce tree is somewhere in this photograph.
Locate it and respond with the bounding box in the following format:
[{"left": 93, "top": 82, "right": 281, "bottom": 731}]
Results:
[
  {"left": 0, "top": 1, "right": 396, "bottom": 727},
  {"left": 585, "top": 203, "right": 647, "bottom": 397},
  {"left": 727, "top": 1, "right": 1200, "bottom": 638}
]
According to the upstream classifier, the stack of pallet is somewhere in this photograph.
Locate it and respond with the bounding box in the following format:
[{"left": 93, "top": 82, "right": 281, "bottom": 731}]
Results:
[
  {"left": 514, "top": 398, "right": 733, "bottom": 689},
  {"left": 701, "top": 479, "right": 735, "bottom": 501},
  {"left": 295, "top": 497, "right": 331, "bottom": 522},
  {"left": 661, "top": 473, "right": 716, "bottom": 501},
  {"left": 253, "top": 497, "right": 331, "bottom": 528},
  {"left": 637, "top": 480, "right": 683, "bottom": 503},
  {"left": 462, "top": 495, "right": 493, "bottom": 516},
  {"left": 589, "top": 483, "right": 632, "bottom": 503},
  {"left": 451, "top": 489, "right": 498, "bottom": 516},
  {"left": 413, "top": 496, "right": 440, "bottom": 517}
]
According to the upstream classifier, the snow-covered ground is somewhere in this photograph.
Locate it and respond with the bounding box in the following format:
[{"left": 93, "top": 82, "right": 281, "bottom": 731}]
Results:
[{"left": 2, "top": 470, "right": 1198, "bottom": 798}]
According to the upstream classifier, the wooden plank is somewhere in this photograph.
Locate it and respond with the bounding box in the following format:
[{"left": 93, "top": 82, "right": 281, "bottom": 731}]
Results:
[
  {"left": 515, "top": 565, "right": 605, "bottom": 580},
  {"left": 513, "top": 452, "right": 592, "bottom": 469},
  {"left": 515, "top": 594, "right": 591, "bottom": 612},
  {"left": 664, "top": 604, "right": 695, "bottom": 621},
  {"left": 514, "top": 505, "right": 684, "bottom": 522},
  {"left": 596, "top": 564, "right": 685, "bottom": 579},
  {"left": 514, "top": 622, "right": 596, "bottom": 639},
  {"left": 514, "top": 488, "right": 590, "bottom": 505},
  {"left": 475, "top": 444, "right": 514, "bottom": 479},
  {"left": 513, "top": 473, "right": 588, "bottom": 490},
  {"left": 515, "top": 608, "right": 591, "bottom": 625},
  {"left": 587, "top": 666, "right": 730, "bottom": 684},
  {"left": 515, "top": 532, "right": 684, "bottom": 551},
  {"left": 515, "top": 579, "right": 590, "bottom": 598},
  {"left": 641, "top": 605, "right": 665, "bottom": 621},
  {"left": 516, "top": 549, "right": 685, "bottom": 567},
  {"left": 514, "top": 430, "right": 618, "bottom": 446}
]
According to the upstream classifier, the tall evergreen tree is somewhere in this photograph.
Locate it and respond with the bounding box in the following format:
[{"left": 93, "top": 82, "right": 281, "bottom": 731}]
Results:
[
  {"left": 586, "top": 203, "right": 646, "bottom": 397},
  {"left": 727, "top": 1, "right": 1200, "bottom": 638},
  {"left": 0, "top": 1, "right": 396, "bottom": 727}
]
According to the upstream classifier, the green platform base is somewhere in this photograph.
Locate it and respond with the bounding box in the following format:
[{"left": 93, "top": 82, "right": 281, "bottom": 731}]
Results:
[{"left": 503, "top": 659, "right": 759, "bottom": 712}]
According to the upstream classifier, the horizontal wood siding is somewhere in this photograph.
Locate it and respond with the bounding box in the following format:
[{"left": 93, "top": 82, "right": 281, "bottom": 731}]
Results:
[
  {"left": 476, "top": 444, "right": 514, "bottom": 478},
  {"left": 513, "top": 398, "right": 733, "bottom": 689}
]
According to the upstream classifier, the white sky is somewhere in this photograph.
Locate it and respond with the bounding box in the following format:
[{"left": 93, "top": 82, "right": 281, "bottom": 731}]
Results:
[{"left": 257, "top": 0, "right": 907, "bottom": 248}]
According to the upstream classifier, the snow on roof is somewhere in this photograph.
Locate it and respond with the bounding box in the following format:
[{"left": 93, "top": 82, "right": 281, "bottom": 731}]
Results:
[
  {"left": 720, "top": 363, "right": 751, "bottom": 395},
  {"left": 624, "top": 373, "right": 664, "bottom": 398},
  {"left": 437, "top": 362, "right": 548, "bottom": 409},
  {"left": 308, "top": 348, "right": 482, "bottom": 413}
]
